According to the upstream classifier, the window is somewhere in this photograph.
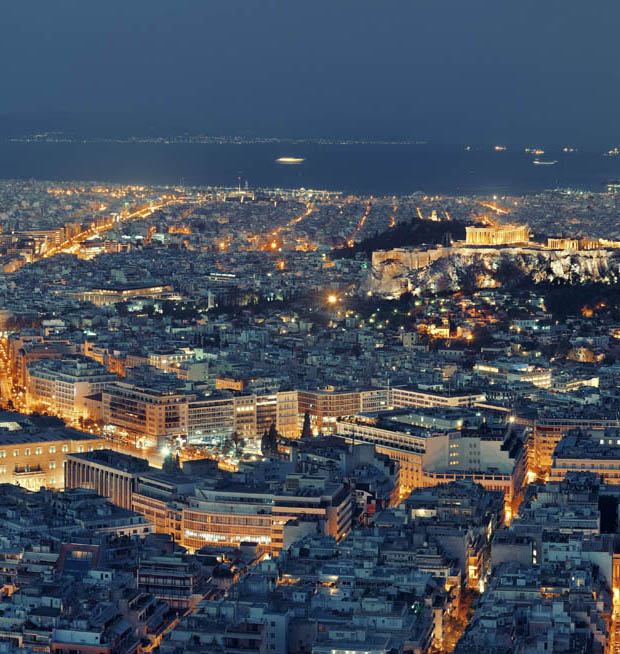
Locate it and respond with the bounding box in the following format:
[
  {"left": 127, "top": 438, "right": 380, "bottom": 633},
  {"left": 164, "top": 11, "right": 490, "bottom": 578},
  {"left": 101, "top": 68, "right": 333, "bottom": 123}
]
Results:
[
  {"left": 0, "top": 450, "right": 4, "bottom": 459},
  {"left": 49, "top": 461, "right": 56, "bottom": 470},
  {"left": 78, "top": 445, "right": 84, "bottom": 453},
  {"left": 25, "top": 448, "right": 30, "bottom": 456},
  {"left": 35, "top": 447, "right": 42, "bottom": 455},
  {"left": 49, "top": 446, "right": 56, "bottom": 454},
  {"left": 0, "top": 466, "right": 5, "bottom": 474},
  {"left": 13, "top": 450, "right": 18, "bottom": 457},
  {"left": 62, "top": 445, "right": 68, "bottom": 453}
]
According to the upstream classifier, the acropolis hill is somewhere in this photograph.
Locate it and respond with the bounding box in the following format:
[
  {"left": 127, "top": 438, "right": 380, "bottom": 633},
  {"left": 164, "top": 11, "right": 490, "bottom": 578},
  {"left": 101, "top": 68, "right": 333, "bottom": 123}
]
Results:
[{"left": 370, "top": 223, "right": 620, "bottom": 297}]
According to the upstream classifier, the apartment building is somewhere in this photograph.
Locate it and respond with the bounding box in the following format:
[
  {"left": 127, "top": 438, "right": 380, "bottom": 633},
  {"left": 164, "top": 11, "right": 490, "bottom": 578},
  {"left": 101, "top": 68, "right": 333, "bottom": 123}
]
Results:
[
  {"left": 137, "top": 554, "right": 206, "bottom": 611},
  {"left": 337, "top": 413, "right": 427, "bottom": 496},
  {"left": 297, "top": 389, "right": 367, "bottom": 434},
  {"left": 102, "top": 380, "right": 191, "bottom": 449},
  {"left": 337, "top": 410, "right": 527, "bottom": 513},
  {"left": 187, "top": 393, "right": 235, "bottom": 443},
  {"left": 390, "top": 387, "right": 485, "bottom": 409},
  {"left": 135, "top": 476, "right": 352, "bottom": 554},
  {"left": 549, "top": 434, "right": 620, "bottom": 485},
  {"left": 26, "top": 357, "right": 116, "bottom": 421},
  {"left": 529, "top": 415, "right": 620, "bottom": 477},
  {"left": 64, "top": 449, "right": 352, "bottom": 554},
  {"left": 473, "top": 361, "right": 552, "bottom": 389}
]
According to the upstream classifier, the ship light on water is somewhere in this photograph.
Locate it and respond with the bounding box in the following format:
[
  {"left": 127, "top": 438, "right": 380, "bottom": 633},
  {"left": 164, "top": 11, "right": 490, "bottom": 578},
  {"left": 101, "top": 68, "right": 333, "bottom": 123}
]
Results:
[{"left": 276, "top": 157, "right": 305, "bottom": 164}]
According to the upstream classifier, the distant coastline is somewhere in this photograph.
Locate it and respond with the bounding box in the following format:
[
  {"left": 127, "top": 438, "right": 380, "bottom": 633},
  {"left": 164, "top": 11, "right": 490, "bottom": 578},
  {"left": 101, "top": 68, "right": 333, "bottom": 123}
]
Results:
[{"left": 7, "top": 133, "right": 428, "bottom": 147}]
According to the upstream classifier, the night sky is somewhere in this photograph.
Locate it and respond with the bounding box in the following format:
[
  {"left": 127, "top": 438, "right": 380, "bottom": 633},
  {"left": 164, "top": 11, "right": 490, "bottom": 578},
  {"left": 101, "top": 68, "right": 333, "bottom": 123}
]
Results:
[{"left": 2, "top": 0, "right": 620, "bottom": 145}]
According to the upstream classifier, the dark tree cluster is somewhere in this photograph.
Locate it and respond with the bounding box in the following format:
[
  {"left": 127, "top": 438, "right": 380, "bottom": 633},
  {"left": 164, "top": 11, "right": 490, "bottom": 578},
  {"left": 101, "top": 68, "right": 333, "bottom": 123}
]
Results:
[
  {"left": 332, "top": 218, "right": 467, "bottom": 260},
  {"left": 261, "top": 423, "right": 279, "bottom": 457}
]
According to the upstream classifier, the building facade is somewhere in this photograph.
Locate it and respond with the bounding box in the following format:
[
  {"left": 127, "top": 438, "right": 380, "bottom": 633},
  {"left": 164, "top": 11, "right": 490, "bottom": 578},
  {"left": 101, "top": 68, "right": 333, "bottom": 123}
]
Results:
[
  {"left": 26, "top": 357, "right": 116, "bottom": 421},
  {"left": 0, "top": 428, "right": 105, "bottom": 490}
]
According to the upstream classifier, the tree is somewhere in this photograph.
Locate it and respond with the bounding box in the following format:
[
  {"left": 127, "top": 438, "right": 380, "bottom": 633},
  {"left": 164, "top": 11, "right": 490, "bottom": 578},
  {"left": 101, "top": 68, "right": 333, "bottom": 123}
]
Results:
[
  {"left": 228, "top": 430, "right": 245, "bottom": 457},
  {"left": 471, "top": 325, "right": 494, "bottom": 348},
  {"left": 162, "top": 451, "right": 180, "bottom": 474},
  {"left": 260, "top": 431, "right": 270, "bottom": 456},
  {"left": 261, "top": 423, "right": 279, "bottom": 457},
  {"left": 301, "top": 411, "right": 313, "bottom": 439},
  {"left": 554, "top": 338, "right": 572, "bottom": 360},
  {"left": 115, "top": 302, "right": 130, "bottom": 317}
]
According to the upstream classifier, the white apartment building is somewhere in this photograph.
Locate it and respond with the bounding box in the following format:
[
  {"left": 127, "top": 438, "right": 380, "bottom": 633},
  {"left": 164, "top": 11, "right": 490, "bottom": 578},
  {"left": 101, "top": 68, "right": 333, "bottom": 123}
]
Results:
[{"left": 26, "top": 357, "right": 116, "bottom": 421}]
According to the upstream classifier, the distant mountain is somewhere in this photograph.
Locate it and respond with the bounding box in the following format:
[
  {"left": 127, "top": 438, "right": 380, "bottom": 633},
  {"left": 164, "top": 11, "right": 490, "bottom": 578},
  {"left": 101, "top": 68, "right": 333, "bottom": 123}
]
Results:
[{"left": 0, "top": 111, "right": 197, "bottom": 138}]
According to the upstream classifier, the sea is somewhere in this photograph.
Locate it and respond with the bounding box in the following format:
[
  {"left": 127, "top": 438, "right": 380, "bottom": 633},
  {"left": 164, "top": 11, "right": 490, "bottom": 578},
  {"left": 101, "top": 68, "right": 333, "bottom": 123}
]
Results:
[{"left": 1, "top": 141, "right": 620, "bottom": 196}]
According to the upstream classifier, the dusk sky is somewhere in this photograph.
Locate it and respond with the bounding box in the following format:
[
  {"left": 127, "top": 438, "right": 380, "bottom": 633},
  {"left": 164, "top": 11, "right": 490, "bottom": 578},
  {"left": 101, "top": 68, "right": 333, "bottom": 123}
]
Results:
[{"left": 3, "top": 1, "right": 620, "bottom": 144}]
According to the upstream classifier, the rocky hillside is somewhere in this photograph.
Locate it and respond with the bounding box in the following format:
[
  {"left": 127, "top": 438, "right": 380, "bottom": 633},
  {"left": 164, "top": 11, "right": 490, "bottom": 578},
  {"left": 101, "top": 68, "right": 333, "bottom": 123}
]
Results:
[{"left": 370, "top": 247, "right": 620, "bottom": 296}]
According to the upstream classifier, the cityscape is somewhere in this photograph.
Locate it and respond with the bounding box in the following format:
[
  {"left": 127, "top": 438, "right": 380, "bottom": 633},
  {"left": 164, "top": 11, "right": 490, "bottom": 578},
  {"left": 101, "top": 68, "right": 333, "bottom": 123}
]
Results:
[
  {"left": 3, "top": 2, "right": 620, "bottom": 654},
  {"left": 0, "top": 177, "right": 620, "bottom": 653}
]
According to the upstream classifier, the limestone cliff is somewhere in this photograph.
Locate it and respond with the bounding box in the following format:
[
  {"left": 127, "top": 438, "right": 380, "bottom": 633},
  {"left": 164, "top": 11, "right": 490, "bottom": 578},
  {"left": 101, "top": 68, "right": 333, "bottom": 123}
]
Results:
[{"left": 369, "top": 246, "right": 620, "bottom": 297}]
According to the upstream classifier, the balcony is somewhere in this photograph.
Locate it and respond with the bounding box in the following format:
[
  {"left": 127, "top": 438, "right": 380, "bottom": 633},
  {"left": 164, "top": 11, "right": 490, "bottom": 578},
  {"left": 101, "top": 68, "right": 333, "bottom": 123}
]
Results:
[
  {"left": 13, "top": 465, "right": 46, "bottom": 477},
  {"left": 225, "top": 624, "right": 263, "bottom": 639}
]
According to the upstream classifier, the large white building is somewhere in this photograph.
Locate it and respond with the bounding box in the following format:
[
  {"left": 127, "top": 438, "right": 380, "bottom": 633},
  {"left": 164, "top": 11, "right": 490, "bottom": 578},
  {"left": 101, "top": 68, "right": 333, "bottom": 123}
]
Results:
[
  {"left": 100, "top": 378, "right": 300, "bottom": 448},
  {"left": 337, "top": 409, "right": 527, "bottom": 511},
  {"left": 473, "top": 361, "right": 552, "bottom": 389},
  {"left": 391, "top": 387, "right": 485, "bottom": 409},
  {"left": 26, "top": 357, "right": 116, "bottom": 422}
]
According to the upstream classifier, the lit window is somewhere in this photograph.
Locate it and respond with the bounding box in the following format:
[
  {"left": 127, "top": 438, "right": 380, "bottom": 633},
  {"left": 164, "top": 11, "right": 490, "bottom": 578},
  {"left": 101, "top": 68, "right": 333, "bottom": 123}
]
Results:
[
  {"left": 49, "top": 446, "right": 56, "bottom": 454},
  {"left": 13, "top": 450, "right": 18, "bottom": 457},
  {"left": 25, "top": 448, "right": 30, "bottom": 456},
  {"left": 0, "top": 451, "right": 4, "bottom": 459},
  {"left": 35, "top": 447, "right": 42, "bottom": 455},
  {"left": 49, "top": 461, "right": 56, "bottom": 470},
  {"left": 62, "top": 445, "right": 68, "bottom": 453}
]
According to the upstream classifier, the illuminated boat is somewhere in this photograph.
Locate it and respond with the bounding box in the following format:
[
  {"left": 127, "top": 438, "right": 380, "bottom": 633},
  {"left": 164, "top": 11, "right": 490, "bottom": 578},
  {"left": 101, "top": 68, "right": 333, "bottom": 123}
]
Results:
[{"left": 276, "top": 157, "right": 305, "bottom": 164}]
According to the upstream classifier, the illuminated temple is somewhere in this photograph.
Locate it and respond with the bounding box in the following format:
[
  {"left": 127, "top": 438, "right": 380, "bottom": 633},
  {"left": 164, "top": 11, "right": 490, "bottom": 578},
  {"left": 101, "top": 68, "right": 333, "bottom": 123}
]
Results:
[{"left": 465, "top": 223, "right": 530, "bottom": 245}]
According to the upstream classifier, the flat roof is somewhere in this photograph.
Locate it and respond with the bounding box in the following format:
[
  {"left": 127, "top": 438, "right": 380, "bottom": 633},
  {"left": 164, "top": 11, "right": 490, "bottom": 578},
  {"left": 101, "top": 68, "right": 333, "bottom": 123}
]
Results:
[
  {"left": 66, "top": 449, "right": 151, "bottom": 472},
  {"left": 0, "top": 428, "right": 101, "bottom": 446}
]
